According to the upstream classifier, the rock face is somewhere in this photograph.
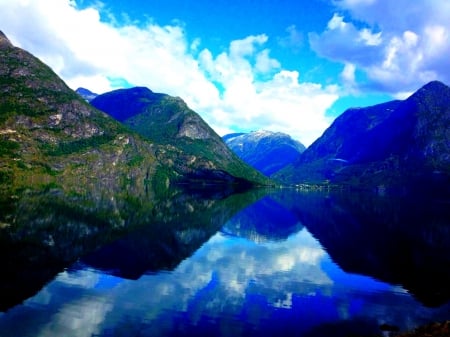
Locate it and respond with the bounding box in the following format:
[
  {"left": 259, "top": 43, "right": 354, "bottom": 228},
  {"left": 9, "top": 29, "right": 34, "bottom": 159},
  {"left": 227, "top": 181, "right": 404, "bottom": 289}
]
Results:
[
  {"left": 0, "top": 31, "right": 267, "bottom": 196},
  {"left": 223, "top": 130, "right": 305, "bottom": 176},
  {"left": 91, "top": 87, "right": 213, "bottom": 140},
  {"left": 91, "top": 87, "right": 270, "bottom": 185},
  {"left": 0, "top": 31, "right": 12, "bottom": 47},
  {"left": 0, "top": 30, "right": 163, "bottom": 197},
  {"left": 275, "top": 81, "right": 450, "bottom": 194}
]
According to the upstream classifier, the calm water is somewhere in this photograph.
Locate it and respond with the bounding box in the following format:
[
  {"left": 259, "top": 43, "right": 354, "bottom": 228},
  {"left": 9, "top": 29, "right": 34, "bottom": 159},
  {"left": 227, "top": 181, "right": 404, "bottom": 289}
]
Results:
[{"left": 0, "top": 189, "right": 449, "bottom": 336}]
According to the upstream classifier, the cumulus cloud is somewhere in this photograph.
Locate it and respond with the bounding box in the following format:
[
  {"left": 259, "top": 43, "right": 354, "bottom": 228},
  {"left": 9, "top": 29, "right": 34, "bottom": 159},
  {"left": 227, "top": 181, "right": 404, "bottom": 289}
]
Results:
[
  {"left": 312, "top": 0, "right": 450, "bottom": 93},
  {"left": 340, "top": 62, "right": 356, "bottom": 89},
  {"left": 0, "top": 0, "right": 338, "bottom": 146},
  {"left": 199, "top": 40, "right": 338, "bottom": 146},
  {"left": 309, "top": 14, "right": 384, "bottom": 65},
  {"left": 277, "top": 25, "right": 303, "bottom": 52}
]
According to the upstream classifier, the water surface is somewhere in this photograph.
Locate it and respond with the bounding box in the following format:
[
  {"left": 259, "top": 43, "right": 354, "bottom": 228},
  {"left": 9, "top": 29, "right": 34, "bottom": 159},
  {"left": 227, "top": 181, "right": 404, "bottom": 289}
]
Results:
[{"left": 0, "top": 189, "right": 449, "bottom": 336}]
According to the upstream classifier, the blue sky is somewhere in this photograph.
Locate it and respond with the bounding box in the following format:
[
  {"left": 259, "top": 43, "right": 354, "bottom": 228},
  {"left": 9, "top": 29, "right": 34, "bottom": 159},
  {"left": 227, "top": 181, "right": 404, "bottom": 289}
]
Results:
[{"left": 1, "top": 0, "right": 449, "bottom": 146}]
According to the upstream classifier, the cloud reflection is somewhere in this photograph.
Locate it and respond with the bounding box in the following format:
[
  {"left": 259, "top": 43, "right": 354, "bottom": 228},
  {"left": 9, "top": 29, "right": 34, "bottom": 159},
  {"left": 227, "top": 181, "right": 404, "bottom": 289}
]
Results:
[
  {"left": 2, "top": 208, "right": 448, "bottom": 336},
  {"left": 87, "top": 228, "right": 333, "bottom": 333}
]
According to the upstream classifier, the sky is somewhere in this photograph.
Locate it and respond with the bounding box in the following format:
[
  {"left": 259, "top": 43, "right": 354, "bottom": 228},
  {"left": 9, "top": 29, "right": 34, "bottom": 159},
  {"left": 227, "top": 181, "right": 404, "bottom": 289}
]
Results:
[{"left": 1, "top": 0, "right": 449, "bottom": 146}]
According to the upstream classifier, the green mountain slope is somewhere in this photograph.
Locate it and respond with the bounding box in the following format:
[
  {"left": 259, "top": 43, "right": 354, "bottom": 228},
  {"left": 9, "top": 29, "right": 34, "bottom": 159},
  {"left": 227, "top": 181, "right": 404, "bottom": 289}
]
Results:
[
  {"left": 0, "top": 31, "right": 171, "bottom": 196},
  {"left": 91, "top": 87, "right": 270, "bottom": 185},
  {"left": 0, "top": 31, "right": 267, "bottom": 198}
]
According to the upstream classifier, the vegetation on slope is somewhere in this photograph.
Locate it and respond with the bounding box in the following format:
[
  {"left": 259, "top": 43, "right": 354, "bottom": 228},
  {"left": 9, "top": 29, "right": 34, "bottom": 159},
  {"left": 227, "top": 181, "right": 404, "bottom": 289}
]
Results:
[
  {"left": 0, "top": 30, "right": 166, "bottom": 197},
  {"left": 91, "top": 87, "right": 271, "bottom": 186}
]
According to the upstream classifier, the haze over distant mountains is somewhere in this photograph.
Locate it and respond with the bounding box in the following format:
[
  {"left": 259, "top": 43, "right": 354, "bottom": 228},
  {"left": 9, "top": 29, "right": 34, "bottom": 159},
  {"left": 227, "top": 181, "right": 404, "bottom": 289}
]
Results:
[{"left": 223, "top": 130, "right": 305, "bottom": 176}]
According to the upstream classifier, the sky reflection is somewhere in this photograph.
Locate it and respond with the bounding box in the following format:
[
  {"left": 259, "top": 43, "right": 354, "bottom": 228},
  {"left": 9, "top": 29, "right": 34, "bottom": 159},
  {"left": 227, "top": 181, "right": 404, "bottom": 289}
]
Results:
[{"left": 1, "top": 194, "right": 449, "bottom": 337}]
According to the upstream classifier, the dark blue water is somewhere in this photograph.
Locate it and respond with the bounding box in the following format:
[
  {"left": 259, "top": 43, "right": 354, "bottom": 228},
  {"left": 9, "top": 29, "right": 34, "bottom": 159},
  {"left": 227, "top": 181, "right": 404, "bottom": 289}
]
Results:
[{"left": 0, "top": 190, "right": 449, "bottom": 336}]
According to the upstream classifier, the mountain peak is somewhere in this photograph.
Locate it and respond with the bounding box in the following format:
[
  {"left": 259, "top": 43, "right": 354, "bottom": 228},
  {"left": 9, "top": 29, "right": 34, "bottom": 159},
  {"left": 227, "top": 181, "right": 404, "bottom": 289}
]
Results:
[
  {"left": 421, "top": 80, "right": 448, "bottom": 91},
  {"left": 76, "top": 87, "right": 98, "bottom": 102},
  {"left": 274, "top": 80, "right": 450, "bottom": 192},
  {"left": 91, "top": 87, "right": 270, "bottom": 185},
  {"left": 410, "top": 81, "right": 450, "bottom": 101},
  {"left": 117, "top": 86, "right": 155, "bottom": 95},
  {"left": 223, "top": 130, "right": 305, "bottom": 176},
  {"left": 0, "top": 31, "right": 13, "bottom": 49}
]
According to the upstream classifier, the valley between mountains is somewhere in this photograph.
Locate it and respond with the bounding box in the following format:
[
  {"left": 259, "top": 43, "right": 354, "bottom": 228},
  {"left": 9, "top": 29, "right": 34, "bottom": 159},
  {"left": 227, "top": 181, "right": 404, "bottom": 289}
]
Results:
[
  {"left": 2, "top": 29, "right": 450, "bottom": 197},
  {"left": 1, "top": 29, "right": 450, "bottom": 335},
  {"left": 82, "top": 80, "right": 450, "bottom": 195}
]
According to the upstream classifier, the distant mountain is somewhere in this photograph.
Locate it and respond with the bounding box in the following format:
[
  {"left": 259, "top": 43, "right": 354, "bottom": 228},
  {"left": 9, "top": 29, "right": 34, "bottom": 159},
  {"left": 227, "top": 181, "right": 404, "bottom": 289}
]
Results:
[
  {"left": 91, "top": 88, "right": 270, "bottom": 185},
  {"left": 75, "top": 87, "right": 98, "bottom": 101},
  {"left": 274, "top": 81, "right": 450, "bottom": 194},
  {"left": 223, "top": 130, "right": 306, "bottom": 176},
  {"left": 222, "top": 132, "right": 246, "bottom": 142}
]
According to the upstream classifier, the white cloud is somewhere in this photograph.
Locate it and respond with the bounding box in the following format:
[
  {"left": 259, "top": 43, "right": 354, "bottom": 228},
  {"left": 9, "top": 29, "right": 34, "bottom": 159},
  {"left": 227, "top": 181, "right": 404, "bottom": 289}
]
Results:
[
  {"left": 255, "top": 49, "right": 281, "bottom": 73},
  {"left": 309, "top": 14, "right": 384, "bottom": 66},
  {"left": 315, "top": 0, "right": 450, "bottom": 93},
  {"left": 199, "top": 40, "right": 338, "bottom": 146},
  {"left": 229, "top": 34, "right": 268, "bottom": 58},
  {"left": 327, "top": 13, "right": 347, "bottom": 30},
  {"left": 341, "top": 63, "right": 356, "bottom": 87},
  {"left": 0, "top": 0, "right": 338, "bottom": 146},
  {"left": 358, "top": 28, "right": 382, "bottom": 46},
  {"left": 277, "top": 25, "right": 303, "bottom": 52}
]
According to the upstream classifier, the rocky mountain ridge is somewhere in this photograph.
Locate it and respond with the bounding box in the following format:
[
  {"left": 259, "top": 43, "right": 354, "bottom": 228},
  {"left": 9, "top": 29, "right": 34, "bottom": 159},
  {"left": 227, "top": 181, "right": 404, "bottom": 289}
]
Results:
[
  {"left": 1, "top": 30, "right": 155, "bottom": 197},
  {"left": 0, "top": 30, "right": 266, "bottom": 200},
  {"left": 223, "top": 130, "right": 305, "bottom": 176},
  {"left": 275, "top": 81, "right": 450, "bottom": 194},
  {"left": 90, "top": 87, "right": 269, "bottom": 185}
]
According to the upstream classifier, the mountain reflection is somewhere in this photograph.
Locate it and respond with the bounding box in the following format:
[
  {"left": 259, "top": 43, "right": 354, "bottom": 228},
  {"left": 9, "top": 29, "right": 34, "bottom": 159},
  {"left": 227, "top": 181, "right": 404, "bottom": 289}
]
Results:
[
  {"left": 279, "top": 191, "right": 450, "bottom": 307},
  {"left": 221, "top": 195, "right": 302, "bottom": 242},
  {"left": 78, "top": 189, "right": 266, "bottom": 279},
  {"left": 223, "top": 189, "right": 450, "bottom": 307},
  {"left": 0, "top": 188, "right": 449, "bottom": 337},
  {"left": 0, "top": 187, "right": 263, "bottom": 311}
]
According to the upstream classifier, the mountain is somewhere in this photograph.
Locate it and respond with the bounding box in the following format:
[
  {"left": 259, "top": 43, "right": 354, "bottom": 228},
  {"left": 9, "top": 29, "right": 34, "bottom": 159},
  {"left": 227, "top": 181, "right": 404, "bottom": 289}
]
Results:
[
  {"left": 222, "top": 132, "right": 246, "bottom": 142},
  {"left": 75, "top": 87, "right": 98, "bottom": 101},
  {"left": 90, "top": 87, "right": 270, "bottom": 185},
  {"left": 275, "top": 81, "right": 450, "bottom": 193},
  {"left": 0, "top": 31, "right": 267, "bottom": 198},
  {"left": 0, "top": 30, "right": 164, "bottom": 197},
  {"left": 223, "top": 130, "right": 306, "bottom": 176},
  {"left": 0, "top": 29, "right": 270, "bottom": 310}
]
